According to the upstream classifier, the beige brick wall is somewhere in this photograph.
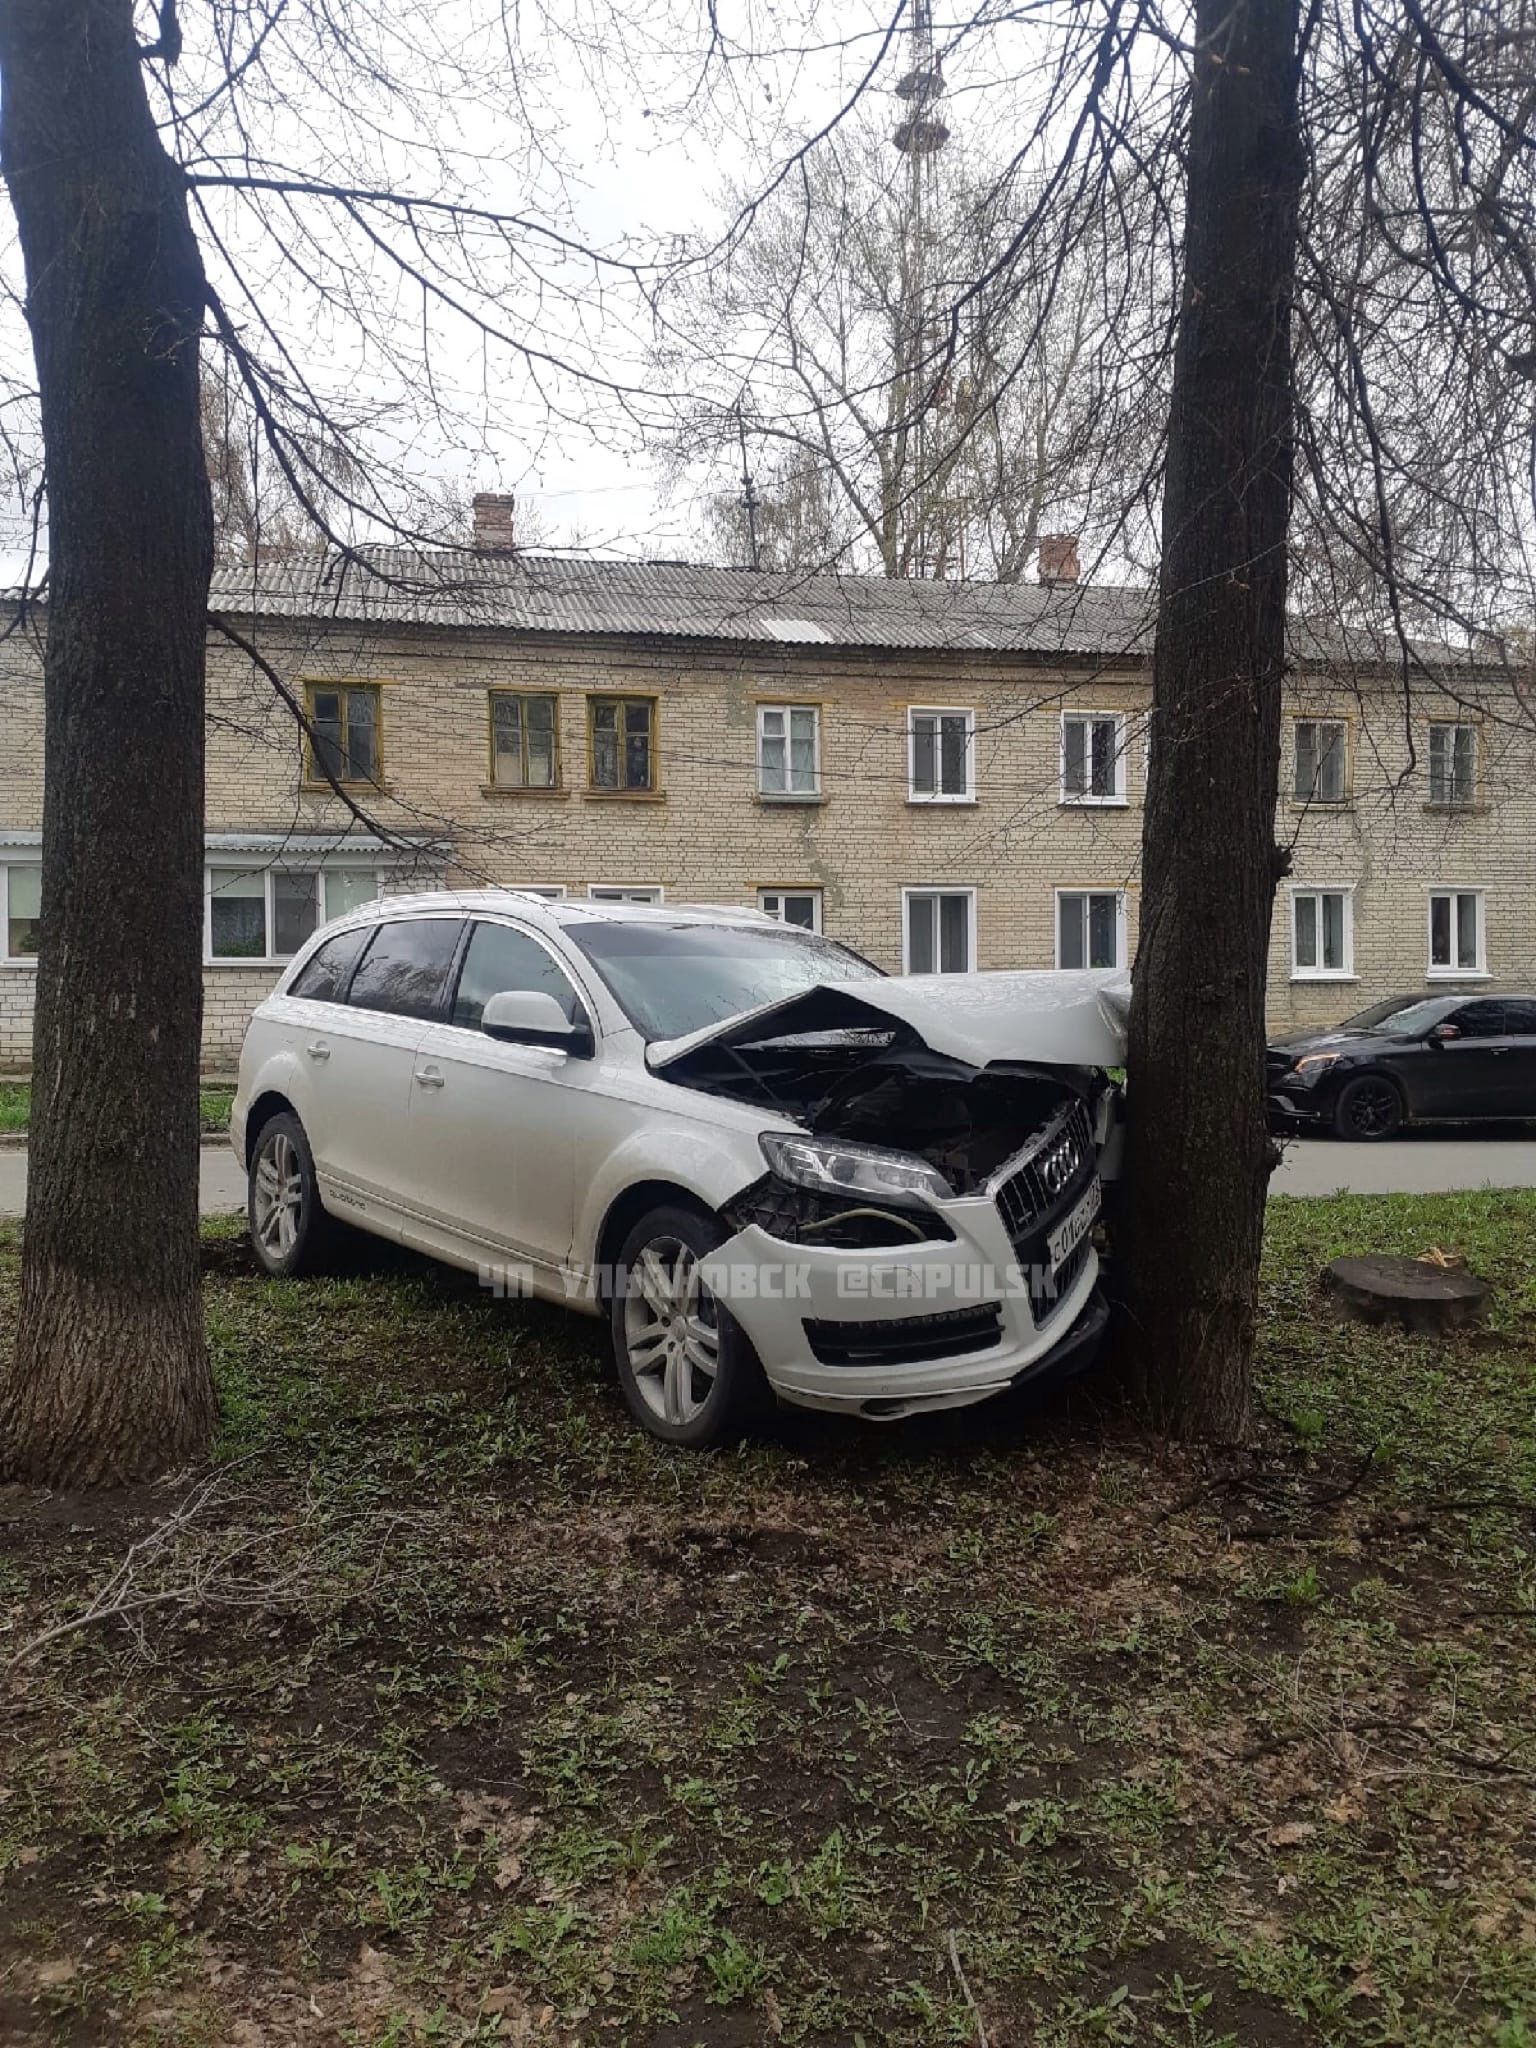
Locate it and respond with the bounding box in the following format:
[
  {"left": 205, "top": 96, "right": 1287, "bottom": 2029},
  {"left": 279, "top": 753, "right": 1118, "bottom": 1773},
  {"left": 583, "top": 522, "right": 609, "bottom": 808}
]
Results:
[{"left": 2, "top": 610, "right": 1532, "bottom": 1067}]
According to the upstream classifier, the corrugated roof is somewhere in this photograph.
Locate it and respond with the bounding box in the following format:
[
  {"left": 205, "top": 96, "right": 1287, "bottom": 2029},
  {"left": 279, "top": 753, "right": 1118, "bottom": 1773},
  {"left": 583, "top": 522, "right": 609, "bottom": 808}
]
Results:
[
  {"left": 0, "top": 547, "right": 1486, "bottom": 669},
  {"left": 208, "top": 548, "right": 1158, "bottom": 657}
]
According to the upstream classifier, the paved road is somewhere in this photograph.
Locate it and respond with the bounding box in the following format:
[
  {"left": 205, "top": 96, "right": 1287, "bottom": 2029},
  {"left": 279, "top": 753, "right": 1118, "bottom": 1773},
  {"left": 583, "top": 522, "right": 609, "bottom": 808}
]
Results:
[
  {"left": 1269, "top": 1131, "right": 1536, "bottom": 1197},
  {"left": 0, "top": 1132, "right": 1531, "bottom": 1218},
  {"left": 0, "top": 1144, "right": 247, "bottom": 1218}
]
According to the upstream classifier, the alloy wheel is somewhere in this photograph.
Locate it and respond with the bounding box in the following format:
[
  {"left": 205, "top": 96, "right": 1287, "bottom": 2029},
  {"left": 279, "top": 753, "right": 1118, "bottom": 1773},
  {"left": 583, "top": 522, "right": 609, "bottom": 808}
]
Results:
[
  {"left": 253, "top": 1130, "right": 305, "bottom": 1260},
  {"left": 622, "top": 1234, "right": 722, "bottom": 1426},
  {"left": 1345, "top": 1080, "right": 1399, "bottom": 1138}
]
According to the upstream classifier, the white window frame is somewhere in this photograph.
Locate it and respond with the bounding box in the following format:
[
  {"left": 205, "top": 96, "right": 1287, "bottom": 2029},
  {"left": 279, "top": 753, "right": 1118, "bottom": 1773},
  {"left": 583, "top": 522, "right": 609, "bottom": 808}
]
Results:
[
  {"left": 1427, "top": 722, "right": 1478, "bottom": 806},
  {"left": 509, "top": 884, "right": 568, "bottom": 900},
  {"left": 204, "top": 863, "right": 384, "bottom": 966},
  {"left": 587, "top": 884, "right": 665, "bottom": 905},
  {"left": 756, "top": 703, "right": 821, "bottom": 799},
  {"left": 0, "top": 861, "right": 42, "bottom": 966},
  {"left": 758, "top": 887, "right": 823, "bottom": 933},
  {"left": 906, "top": 706, "right": 977, "bottom": 804},
  {"left": 1426, "top": 887, "right": 1487, "bottom": 978},
  {"left": 1059, "top": 712, "right": 1128, "bottom": 806},
  {"left": 1289, "top": 885, "right": 1355, "bottom": 981},
  {"left": 1053, "top": 889, "right": 1128, "bottom": 972},
  {"left": 1292, "top": 718, "right": 1349, "bottom": 805},
  {"left": 901, "top": 887, "right": 977, "bottom": 975}
]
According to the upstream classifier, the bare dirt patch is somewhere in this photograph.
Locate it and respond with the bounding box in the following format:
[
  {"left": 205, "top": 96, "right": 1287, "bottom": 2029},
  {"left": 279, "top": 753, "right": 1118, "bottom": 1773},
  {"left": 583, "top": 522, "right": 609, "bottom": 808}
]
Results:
[{"left": 2, "top": 1197, "right": 1535, "bottom": 2045}]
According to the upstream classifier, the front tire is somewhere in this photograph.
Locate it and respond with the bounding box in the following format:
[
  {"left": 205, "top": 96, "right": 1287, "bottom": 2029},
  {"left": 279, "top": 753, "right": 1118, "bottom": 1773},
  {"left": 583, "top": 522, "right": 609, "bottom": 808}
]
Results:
[
  {"left": 1333, "top": 1075, "right": 1404, "bottom": 1142},
  {"left": 248, "top": 1111, "right": 342, "bottom": 1276},
  {"left": 610, "top": 1204, "right": 771, "bottom": 1447}
]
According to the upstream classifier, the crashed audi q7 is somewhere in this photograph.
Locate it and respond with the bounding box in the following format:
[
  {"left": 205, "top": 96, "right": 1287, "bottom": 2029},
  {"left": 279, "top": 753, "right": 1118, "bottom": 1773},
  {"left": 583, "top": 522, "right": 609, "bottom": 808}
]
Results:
[{"left": 232, "top": 893, "right": 1128, "bottom": 1445}]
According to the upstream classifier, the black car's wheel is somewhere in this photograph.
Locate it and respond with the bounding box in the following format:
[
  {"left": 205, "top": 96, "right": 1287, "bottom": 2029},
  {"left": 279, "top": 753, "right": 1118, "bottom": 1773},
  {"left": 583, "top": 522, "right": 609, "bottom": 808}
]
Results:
[
  {"left": 248, "top": 1111, "right": 343, "bottom": 1275},
  {"left": 610, "top": 1203, "right": 772, "bottom": 1447},
  {"left": 1333, "top": 1075, "right": 1405, "bottom": 1142}
]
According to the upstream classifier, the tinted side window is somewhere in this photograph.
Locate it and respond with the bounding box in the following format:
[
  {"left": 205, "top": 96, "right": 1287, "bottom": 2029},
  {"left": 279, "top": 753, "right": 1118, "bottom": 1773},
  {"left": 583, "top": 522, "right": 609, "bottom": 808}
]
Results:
[
  {"left": 452, "top": 922, "right": 584, "bottom": 1032},
  {"left": 1500, "top": 1000, "right": 1536, "bottom": 1036},
  {"left": 287, "top": 925, "right": 369, "bottom": 1003},
  {"left": 347, "top": 918, "right": 464, "bottom": 1021},
  {"left": 1449, "top": 1000, "right": 1506, "bottom": 1040}
]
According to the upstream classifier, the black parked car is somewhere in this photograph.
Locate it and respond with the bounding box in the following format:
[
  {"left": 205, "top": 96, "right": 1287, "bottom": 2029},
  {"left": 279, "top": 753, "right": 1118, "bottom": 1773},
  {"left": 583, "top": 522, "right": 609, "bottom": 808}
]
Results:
[{"left": 1268, "top": 994, "right": 1536, "bottom": 1139}]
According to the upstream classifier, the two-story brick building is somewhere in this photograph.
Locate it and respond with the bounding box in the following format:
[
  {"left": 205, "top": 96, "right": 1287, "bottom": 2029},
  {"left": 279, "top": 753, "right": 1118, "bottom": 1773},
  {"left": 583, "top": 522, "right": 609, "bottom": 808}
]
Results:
[{"left": 0, "top": 525, "right": 1527, "bottom": 1068}]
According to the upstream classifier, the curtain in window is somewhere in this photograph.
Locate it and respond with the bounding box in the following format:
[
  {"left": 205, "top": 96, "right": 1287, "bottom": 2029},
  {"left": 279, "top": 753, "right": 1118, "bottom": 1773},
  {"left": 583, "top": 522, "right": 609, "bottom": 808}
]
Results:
[
  {"left": 1063, "top": 719, "right": 1087, "bottom": 796},
  {"left": 912, "top": 716, "right": 936, "bottom": 794},
  {"left": 1429, "top": 726, "right": 1474, "bottom": 803},
  {"left": 939, "top": 715, "right": 968, "bottom": 795},
  {"left": 5, "top": 866, "right": 41, "bottom": 955},
  {"left": 210, "top": 871, "right": 267, "bottom": 958},
  {"left": 760, "top": 708, "right": 786, "bottom": 792},
  {"left": 789, "top": 707, "right": 816, "bottom": 789},
  {"left": 344, "top": 689, "right": 379, "bottom": 782},
  {"left": 1059, "top": 893, "right": 1119, "bottom": 970},
  {"left": 1296, "top": 723, "right": 1344, "bottom": 801},
  {"left": 624, "top": 701, "right": 652, "bottom": 788},
  {"left": 591, "top": 700, "right": 652, "bottom": 789}
]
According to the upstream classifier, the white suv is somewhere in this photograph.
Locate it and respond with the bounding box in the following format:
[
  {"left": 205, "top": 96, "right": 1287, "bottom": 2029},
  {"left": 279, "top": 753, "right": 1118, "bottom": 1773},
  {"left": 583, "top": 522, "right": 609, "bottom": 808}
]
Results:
[{"left": 232, "top": 892, "right": 1127, "bottom": 1446}]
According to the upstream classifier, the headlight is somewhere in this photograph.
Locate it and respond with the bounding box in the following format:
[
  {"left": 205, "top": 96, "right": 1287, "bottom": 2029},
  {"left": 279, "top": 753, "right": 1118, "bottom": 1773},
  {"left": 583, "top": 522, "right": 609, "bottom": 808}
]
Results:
[
  {"left": 1294, "top": 1051, "right": 1342, "bottom": 1073},
  {"left": 759, "top": 1131, "right": 953, "bottom": 1208}
]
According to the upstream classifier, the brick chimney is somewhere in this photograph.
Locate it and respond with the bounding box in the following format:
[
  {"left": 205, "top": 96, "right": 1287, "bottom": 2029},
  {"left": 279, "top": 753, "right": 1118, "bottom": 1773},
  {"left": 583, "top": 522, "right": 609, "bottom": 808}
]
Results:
[
  {"left": 471, "top": 492, "right": 516, "bottom": 552},
  {"left": 1037, "top": 533, "right": 1080, "bottom": 585}
]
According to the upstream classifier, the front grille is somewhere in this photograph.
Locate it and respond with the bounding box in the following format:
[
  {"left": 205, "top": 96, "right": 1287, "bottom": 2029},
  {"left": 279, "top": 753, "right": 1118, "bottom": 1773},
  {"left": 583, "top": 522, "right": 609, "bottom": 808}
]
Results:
[
  {"left": 994, "top": 1099, "right": 1095, "bottom": 1242},
  {"left": 993, "top": 1098, "right": 1098, "bottom": 1328},
  {"left": 803, "top": 1302, "right": 1005, "bottom": 1368}
]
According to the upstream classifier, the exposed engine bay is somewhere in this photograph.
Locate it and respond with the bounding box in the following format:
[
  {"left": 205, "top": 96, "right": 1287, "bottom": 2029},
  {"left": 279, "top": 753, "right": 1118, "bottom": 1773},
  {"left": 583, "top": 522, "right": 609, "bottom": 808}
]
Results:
[
  {"left": 652, "top": 976, "right": 1125, "bottom": 1249},
  {"left": 672, "top": 1026, "right": 1096, "bottom": 1194}
]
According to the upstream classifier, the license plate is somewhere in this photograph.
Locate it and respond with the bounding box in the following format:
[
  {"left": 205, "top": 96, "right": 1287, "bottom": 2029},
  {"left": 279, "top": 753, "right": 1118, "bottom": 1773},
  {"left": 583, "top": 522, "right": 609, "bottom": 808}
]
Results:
[{"left": 1046, "top": 1177, "right": 1101, "bottom": 1271}]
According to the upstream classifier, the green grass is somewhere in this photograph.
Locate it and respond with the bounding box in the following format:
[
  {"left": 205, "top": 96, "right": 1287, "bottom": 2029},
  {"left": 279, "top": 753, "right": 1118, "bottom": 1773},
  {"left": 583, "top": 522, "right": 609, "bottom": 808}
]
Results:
[
  {"left": 2, "top": 1192, "right": 1534, "bottom": 2046},
  {"left": 198, "top": 1087, "right": 235, "bottom": 1133},
  {"left": 0, "top": 1082, "right": 233, "bottom": 1133}
]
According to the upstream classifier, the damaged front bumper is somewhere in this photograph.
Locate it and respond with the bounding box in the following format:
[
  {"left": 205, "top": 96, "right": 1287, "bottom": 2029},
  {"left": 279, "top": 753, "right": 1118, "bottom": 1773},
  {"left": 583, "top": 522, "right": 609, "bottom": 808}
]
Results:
[{"left": 702, "top": 1184, "right": 1108, "bottom": 1419}]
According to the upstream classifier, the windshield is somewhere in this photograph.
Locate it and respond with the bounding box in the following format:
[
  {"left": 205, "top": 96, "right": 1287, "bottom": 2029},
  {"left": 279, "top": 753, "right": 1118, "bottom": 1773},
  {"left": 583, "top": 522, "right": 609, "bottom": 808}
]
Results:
[
  {"left": 1339, "top": 995, "right": 1420, "bottom": 1031},
  {"left": 568, "top": 919, "right": 883, "bottom": 1041},
  {"left": 1363, "top": 998, "right": 1451, "bottom": 1037}
]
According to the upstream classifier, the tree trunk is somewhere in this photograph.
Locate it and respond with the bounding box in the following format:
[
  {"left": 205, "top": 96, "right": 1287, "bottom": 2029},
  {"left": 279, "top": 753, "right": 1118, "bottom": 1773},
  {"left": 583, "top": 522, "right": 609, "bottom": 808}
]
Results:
[
  {"left": 1121, "top": 0, "right": 1303, "bottom": 1439},
  {"left": 0, "top": 0, "right": 216, "bottom": 1483}
]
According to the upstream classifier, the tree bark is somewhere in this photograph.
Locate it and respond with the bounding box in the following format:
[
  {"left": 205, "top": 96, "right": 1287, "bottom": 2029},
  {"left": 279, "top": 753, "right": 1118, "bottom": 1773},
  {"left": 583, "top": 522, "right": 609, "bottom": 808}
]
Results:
[
  {"left": 0, "top": 0, "right": 216, "bottom": 1483},
  {"left": 1121, "top": 0, "right": 1304, "bottom": 1439}
]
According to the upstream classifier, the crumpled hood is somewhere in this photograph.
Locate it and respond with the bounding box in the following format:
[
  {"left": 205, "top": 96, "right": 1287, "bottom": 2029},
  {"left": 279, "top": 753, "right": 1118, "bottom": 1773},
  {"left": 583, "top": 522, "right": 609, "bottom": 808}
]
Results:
[{"left": 648, "top": 969, "right": 1131, "bottom": 1075}]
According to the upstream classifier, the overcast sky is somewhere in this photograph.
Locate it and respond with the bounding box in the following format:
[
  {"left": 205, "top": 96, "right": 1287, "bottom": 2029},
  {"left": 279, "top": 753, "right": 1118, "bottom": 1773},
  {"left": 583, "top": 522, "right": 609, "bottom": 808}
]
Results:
[{"left": 0, "top": 4, "right": 1111, "bottom": 573}]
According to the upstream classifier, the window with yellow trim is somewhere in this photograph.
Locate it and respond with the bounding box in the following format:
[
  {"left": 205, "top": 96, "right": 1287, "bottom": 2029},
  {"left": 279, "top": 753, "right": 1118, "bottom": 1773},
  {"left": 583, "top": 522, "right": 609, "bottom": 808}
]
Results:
[
  {"left": 588, "top": 696, "right": 656, "bottom": 792},
  {"left": 306, "top": 683, "right": 382, "bottom": 785},
  {"left": 491, "top": 691, "right": 560, "bottom": 788}
]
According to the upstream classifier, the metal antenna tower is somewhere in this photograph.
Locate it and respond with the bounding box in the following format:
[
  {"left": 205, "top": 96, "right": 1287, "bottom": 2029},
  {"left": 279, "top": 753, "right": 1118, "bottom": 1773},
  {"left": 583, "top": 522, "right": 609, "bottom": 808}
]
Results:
[
  {"left": 893, "top": 0, "right": 951, "bottom": 577},
  {"left": 735, "top": 408, "right": 761, "bottom": 571}
]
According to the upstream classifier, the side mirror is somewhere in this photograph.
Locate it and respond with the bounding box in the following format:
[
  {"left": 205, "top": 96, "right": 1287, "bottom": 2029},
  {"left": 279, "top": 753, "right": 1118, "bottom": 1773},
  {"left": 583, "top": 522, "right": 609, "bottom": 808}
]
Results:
[
  {"left": 1427, "top": 1022, "right": 1460, "bottom": 1045},
  {"left": 481, "top": 989, "right": 594, "bottom": 1057}
]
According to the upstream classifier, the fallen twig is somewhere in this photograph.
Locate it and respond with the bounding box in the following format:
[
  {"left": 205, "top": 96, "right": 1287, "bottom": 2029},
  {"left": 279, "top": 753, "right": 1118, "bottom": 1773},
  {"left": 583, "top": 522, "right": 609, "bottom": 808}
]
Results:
[
  {"left": 4, "top": 1461, "right": 369, "bottom": 1674},
  {"left": 947, "top": 1930, "right": 989, "bottom": 2048}
]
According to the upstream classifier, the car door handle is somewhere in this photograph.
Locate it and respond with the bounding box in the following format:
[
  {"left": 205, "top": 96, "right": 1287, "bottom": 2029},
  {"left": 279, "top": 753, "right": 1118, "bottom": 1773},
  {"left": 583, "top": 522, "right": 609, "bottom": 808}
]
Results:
[
  {"left": 305, "top": 1041, "right": 331, "bottom": 1061},
  {"left": 414, "top": 1066, "right": 446, "bottom": 1089}
]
